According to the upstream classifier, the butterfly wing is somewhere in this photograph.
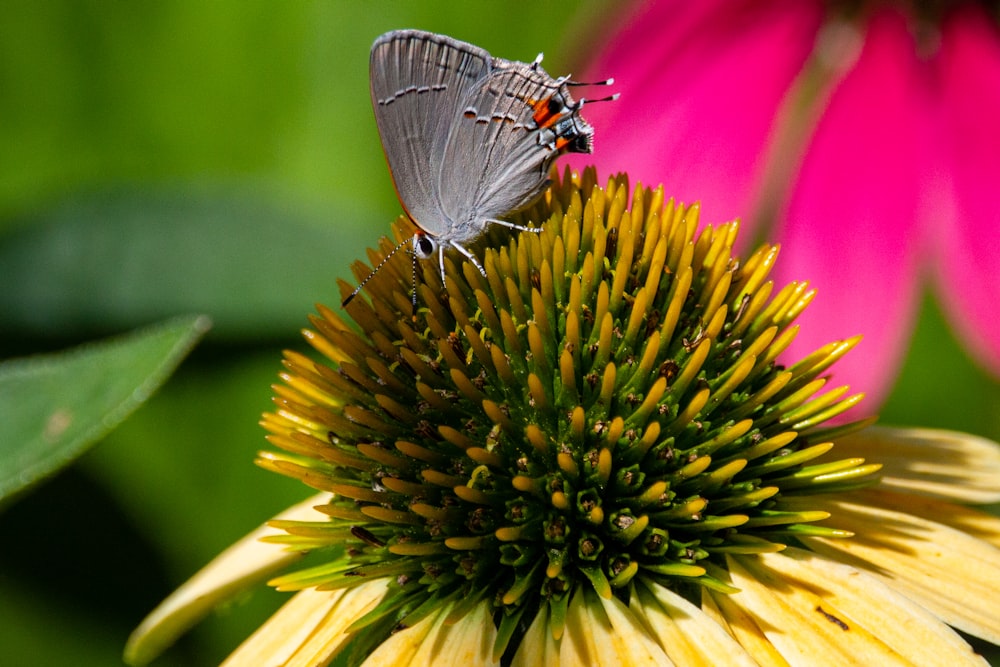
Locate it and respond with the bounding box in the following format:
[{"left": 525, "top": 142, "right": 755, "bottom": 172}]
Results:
[
  {"left": 369, "top": 30, "right": 491, "bottom": 236},
  {"left": 436, "top": 59, "right": 594, "bottom": 240}
]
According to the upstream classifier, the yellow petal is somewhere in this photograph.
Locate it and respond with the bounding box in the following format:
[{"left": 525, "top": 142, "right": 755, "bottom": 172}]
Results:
[
  {"left": 801, "top": 493, "right": 1000, "bottom": 645},
  {"left": 558, "top": 587, "right": 601, "bottom": 666},
  {"left": 831, "top": 427, "right": 1000, "bottom": 503},
  {"left": 222, "top": 579, "right": 386, "bottom": 667},
  {"left": 124, "top": 493, "right": 331, "bottom": 665},
  {"left": 630, "top": 579, "right": 756, "bottom": 666},
  {"left": 593, "top": 588, "right": 673, "bottom": 665},
  {"left": 360, "top": 600, "right": 498, "bottom": 667},
  {"left": 359, "top": 608, "right": 440, "bottom": 667},
  {"left": 727, "top": 550, "right": 987, "bottom": 666},
  {"left": 433, "top": 601, "right": 498, "bottom": 667},
  {"left": 702, "top": 588, "right": 791, "bottom": 666},
  {"left": 511, "top": 605, "right": 560, "bottom": 667},
  {"left": 521, "top": 586, "right": 671, "bottom": 666}
]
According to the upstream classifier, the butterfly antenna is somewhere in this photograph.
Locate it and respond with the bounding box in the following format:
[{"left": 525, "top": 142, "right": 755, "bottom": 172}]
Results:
[
  {"left": 410, "top": 243, "right": 419, "bottom": 319},
  {"left": 567, "top": 76, "right": 615, "bottom": 87},
  {"left": 565, "top": 77, "right": 618, "bottom": 105},
  {"left": 342, "top": 236, "right": 413, "bottom": 308},
  {"left": 580, "top": 92, "right": 620, "bottom": 105}
]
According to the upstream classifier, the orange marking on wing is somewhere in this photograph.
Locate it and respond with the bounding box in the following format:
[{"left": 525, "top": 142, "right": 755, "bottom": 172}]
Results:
[{"left": 531, "top": 96, "right": 561, "bottom": 129}]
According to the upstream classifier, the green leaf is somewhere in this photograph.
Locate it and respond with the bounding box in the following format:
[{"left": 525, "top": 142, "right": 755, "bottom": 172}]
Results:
[
  {"left": 0, "top": 314, "right": 211, "bottom": 504},
  {"left": 0, "top": 186, "right": 380, "bottom": 341}
]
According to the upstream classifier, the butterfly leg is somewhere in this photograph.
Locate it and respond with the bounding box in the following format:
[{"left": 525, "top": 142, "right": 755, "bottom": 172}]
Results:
[
  {"left": 450, "top": 242, "right": 488, "bottom": 278},
  {"left": 485, "top": 218, "right": 543, "bottom": 234}
]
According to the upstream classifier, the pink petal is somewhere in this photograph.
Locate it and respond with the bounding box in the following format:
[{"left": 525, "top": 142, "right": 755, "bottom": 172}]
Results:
[
  {"left": 568, "top": 0, "right": 825, "bottom": 230},
  {"left": 932, "top": 6, "right": 1000, "bottom": 377},
  {"left": 773, "top": 10, "right": 931, "bottom": 411}
]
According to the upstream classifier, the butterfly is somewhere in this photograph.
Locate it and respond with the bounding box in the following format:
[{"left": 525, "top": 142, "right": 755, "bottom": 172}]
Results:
[{"left": 344, "top": 29, "right": 614, "bottom": 308}]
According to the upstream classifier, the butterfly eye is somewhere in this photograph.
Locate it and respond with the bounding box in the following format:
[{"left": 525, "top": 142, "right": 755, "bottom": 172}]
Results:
[{"left": 414, "top": 234, "right": 437, "bottom": 259}]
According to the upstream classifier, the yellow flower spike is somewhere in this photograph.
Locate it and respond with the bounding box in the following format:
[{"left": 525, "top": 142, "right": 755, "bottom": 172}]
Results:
[
  {"left": 360, "top": 506, "right": 422, "bottom": 526},
  {"left": 558, "top": 347, "right": 579, "bottom": 406},
  {"left": 701, "top": 459, "right": 749, "bottom": 492},
  {"left": 481, "top": 399, "right": 516, "bottom": 433},
  {"left": 578, "top": 252, "right": 598, "bottom": 309},
  {"left": 466, "top": 446, "right": 503, "bottom": 468},
  {"left": 557, "top": 451, "right": 580, "bottom": 478},
  {"left": 621, "top": 285, "right": 649, "bottom": 351},
  {"left": 593, "top": 347, "right": 617, "bottom": 413},
  {"left": 420, "top": 469, "right": 465, "bottom": 488},
  {"left": 524, "top": 423, "right": 549, "bottom": 456},
  {"left": 750, "top": 281, "right": 805, "bottom": 335},
  {"left": 530, "top": 287, "right": 554, "bottom": 351},
  {"left": 602, "top": 414, "right": 625, "bottom": 446},
  {"left": 380, "top": 476, "right": 429, "bottom": 496},
  {"left": 394, "top": 440, "right": 447, "bottom": 466},
  {"left": 526, "top": 321, "right": 549, "bottom": 375},
  {"left": 445, "top": 536, "right": 485, "bottom": 551},
  {"left": 633, "top": 480, "right": 669, "bottom": 508},
  {"left": 643, "top": 562, "right": 708, "bottom": 578},
  {"left": 693, "top": 419, "right": 754, "bottom": 456},
  {"left": 540, "top": 254, "right": 557, "bottom": 309},
  {"left": 564, "top": 308, "right": 582, "bottom": 362},
  {"left": 453, "top": 484, "right": 493, "bottom": 506},
  {"left": 474, "top": 288, "right": 502, "bottom": 335},
  {"left": 563, "top": 407, "right": 584, "bottom": 441},
  {"left": 502, "top": 561, "right": 545, "bottom": 606},
  {"left": 741, "top": 430, "right": 798, "bottom": 461},
  {"left": 734, "top": 325, "right": 778, "bottom": 369},
  {"left": 627, "top": 330, "right": 661, "bottom": 387},
  {"left": 702, "top": 270, "right": 734, "bottom": 327},
  {"left": 591, "top": 315, "right": 615, "bottom": 381},
  {"left": 551, "top": 490, "right": 571, "bottom": 511},
  {"left": 704, "top": 355, "right": 757, "bottom": 414},
  {"left": 510, "top": 474, "right": 542, "bottom": 497},
  {"left": 642, "top": 234, "right": 669, "bottom": 296},
  {"left": 734, "top": 243, "right": 781, "bottom": 306},
  {"left": 666, "top": 387, "right": 711, "bottom": 436},
  {"left": 609, "top": 560, "right": 640, "bottom": 589},
  {"left": 356, "top": 443, "right": 408, "bottom": 469},
  {"left": 585, "top": 505, "right": 605, "bottom": 526},
  {"left": 596, "top": 447, "right": 613, "bottom": 486},
  {"left": 624, "top": 376, "right": 667, "bottom": 428},
  {"left": 730, "top": 280, "right": 776, "bottom": 340},
  {"left": 632, "top": 420, "right": 658, "bottom": 458},
  {"left": 667, "top": 338, "right": 711, "bottom": 402},
  {"left": 654, "top": 496, "right": 708, "bottom": 521}
]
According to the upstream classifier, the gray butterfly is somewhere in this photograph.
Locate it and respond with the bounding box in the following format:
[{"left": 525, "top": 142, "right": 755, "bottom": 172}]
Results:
[{"left": 345, "top": 29, "right": 613, "bottom": 307}]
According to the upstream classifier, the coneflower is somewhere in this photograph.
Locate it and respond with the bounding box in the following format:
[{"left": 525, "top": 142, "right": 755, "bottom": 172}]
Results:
[{"left": 126, "top": 169, "right": 1000, "bottom": 666}]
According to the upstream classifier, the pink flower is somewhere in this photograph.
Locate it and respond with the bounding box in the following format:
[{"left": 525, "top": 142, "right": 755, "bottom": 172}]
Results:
[{"left": 571, "top": 0, "right": 1000, "bottom": 409}]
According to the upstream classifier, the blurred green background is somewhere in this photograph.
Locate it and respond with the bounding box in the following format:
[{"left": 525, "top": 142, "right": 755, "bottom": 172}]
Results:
[{"left": 1, "top": 2, "right": 997, "bottom": 665}]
